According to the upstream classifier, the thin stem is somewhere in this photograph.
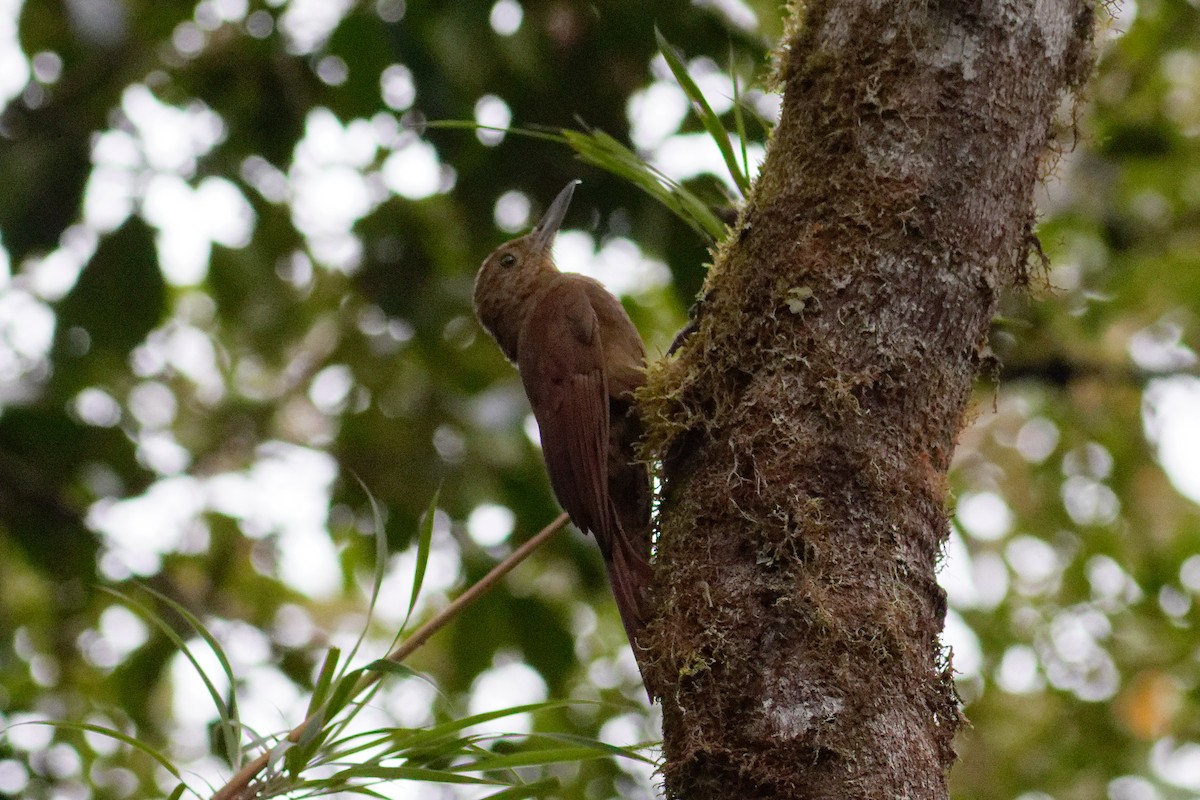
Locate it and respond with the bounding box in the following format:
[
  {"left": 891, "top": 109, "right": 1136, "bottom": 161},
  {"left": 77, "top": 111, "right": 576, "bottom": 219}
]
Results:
[{"left": 209, "top": 513, "right": 570, "bottom": 800}]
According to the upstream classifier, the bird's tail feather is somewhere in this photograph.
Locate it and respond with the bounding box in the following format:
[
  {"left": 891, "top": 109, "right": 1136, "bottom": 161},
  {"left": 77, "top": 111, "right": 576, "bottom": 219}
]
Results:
[{"left": 605, "top": 523, "right": 654, "bottom": 697}]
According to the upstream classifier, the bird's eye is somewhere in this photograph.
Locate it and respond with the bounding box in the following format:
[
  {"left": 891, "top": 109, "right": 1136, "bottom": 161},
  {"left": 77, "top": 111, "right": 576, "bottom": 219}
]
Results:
[{"left": 499, "top": 253, "right": 517, "bottom": 268}]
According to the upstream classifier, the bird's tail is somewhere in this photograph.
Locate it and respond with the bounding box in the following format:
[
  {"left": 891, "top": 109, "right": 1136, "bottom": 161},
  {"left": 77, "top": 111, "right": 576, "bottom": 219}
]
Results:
[{"left": 605, "top": 521, "right": 654, "bottom": 696}]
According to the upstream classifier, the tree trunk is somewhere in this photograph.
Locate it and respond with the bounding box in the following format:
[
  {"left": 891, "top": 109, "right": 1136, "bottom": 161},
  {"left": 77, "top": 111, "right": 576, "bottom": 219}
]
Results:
[{"left": 640, "top": 2, "right": 1096, "bottom": 798}]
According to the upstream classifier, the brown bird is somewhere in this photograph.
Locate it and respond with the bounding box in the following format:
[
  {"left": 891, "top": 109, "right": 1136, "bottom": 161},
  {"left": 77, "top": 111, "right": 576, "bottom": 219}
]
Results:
[{"left": 473, "top": 181, "right": 653, "bottom": 659}]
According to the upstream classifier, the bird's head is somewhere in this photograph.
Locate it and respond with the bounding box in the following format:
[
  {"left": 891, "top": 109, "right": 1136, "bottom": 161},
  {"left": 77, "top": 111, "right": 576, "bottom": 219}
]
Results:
[{"left": 473, "top": 180, "right": 578, "bottom": 360}]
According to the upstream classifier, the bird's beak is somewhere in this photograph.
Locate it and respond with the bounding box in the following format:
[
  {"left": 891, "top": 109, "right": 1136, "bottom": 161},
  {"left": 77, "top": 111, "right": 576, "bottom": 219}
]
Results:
[{"left": 531, "top": 180, "right": 580, "bottom": 253}]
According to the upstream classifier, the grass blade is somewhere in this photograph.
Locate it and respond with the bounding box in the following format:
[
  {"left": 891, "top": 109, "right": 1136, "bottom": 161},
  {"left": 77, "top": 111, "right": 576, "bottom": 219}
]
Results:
[
  {"left": 730, "top": 46, "right": 750, "bottom": 182},
  {"left": 329, "top": 765, "right": 492, "bottom": 785},
  {"left": 656, "top": 26, "right": 751, "bottom": 196},
  {"left": 306, "top": 647, "right": 341, "bottom": 720},
  {"left": 321, "top": 677, "right": 385, "bottom": 761},
  {"left": 560, "top": 128, "right": 727, "bottom": 240},
  {"left": 426, "top": 120, "right": 727, "bottom": 241},
  {"left": 396, "top": 700, "right": 576, "bottom": 748},
  {"left": 100, "top": 587, "right": 241, "bottom": 766},
  {"left": 314, "top": 727, "right": 405, "bottom": 763},
  {"left": 314, "top": 477, "right": 395, "bottom": 751},
  {"left": 446, "top": 746, "right": 618, "bottom": 773},
  {"left": 125, "top": 584, "right": 244, "bottom": 767},
  {"left": 403, "top": 489, "right": 440, "bottom": 632},
  {"left": 23, "top": 720, "right": 186, "bottom": 782},
  {"left": 320, "top": 701, "right": 580, "bottom": 768},
  {"left": 364, "top": 659, "right": 418, "bottom": 680},
  {"left": 422, "top": 120, "right": 563, "bottom": 144},
  {"left": 525, "top": 732, "right": 658, "bottom": 765},
  {"left": 340, "top": 474, "right": 389, "bottom": 679},
  {"left": 480, "top": 778, "right": 559, "bottom": 799}
]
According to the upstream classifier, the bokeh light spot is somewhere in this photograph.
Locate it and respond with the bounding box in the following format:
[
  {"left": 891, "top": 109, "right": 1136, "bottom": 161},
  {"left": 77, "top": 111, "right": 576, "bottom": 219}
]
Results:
[{"left": 490, "top": 0, "right": 523, "bottom": 36}]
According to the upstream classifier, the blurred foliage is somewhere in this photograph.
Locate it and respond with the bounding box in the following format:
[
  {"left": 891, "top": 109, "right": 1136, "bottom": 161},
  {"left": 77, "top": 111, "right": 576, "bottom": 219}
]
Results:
[{"left": 0, "top": 1, "right": 1198, "bottom": 799}]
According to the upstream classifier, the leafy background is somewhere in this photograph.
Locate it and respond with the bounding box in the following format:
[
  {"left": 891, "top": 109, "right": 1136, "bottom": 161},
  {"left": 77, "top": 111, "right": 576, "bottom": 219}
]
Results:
[{"left": 0, "top": 1, "right": 1198, "bottom": 799}]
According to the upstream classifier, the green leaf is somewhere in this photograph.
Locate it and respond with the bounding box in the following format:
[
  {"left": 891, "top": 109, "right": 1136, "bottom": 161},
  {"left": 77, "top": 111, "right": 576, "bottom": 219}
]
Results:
[
  {"left": 319, "top": 701, "right": 585, "bottom": 770},
  {"left": 321, "top": 478, "right": 394, "bottom": 750},
  {"left": 307, "top": 647, "right": 342, "bottom": 719},
  {"left": 313, "top": 727, "right": 402, "bottom": 762},
  {"left": 422, "top": 120, "right": 563, "bottom": 144},
  {"left": 656, "top": 26, "right": 751, "bottom": 197},
  {"left": 130, "top": 583, "right": 244, "bottom": 767},
  {"left": 100, "top": 587, "right": 241, "bottom": 766},
  {"left": 731, "top": 45, "right": 751, "bottom": 182},
  {"left": 270, "top": 739, "right": 298, "bottom": 776},
  {"left": 22, "top": 720, "right": 186, "bottom": 783},
  {"left": 328, "top": 765, "right": 493, "bottom": 785},
  {"left": 396, "top": 700, "right": 577, "bottom": 748},
  {"left": 323, "top": 667, "right": 370, "bottom": 729},
  {"left": 560, "top": 127, "right": 727, "bottom": 241},
  {"left": 364, "top": 659, "right": 418, "bottom": 680},
  {"left": 426, "top": 119, "right": 727, "bottom": 241},
  {"left": 303, "top": 784, "right": 391, "bottom": 799},
  {"left": 526, "top": 731, "right": 658, "bottom": 765},
  {"left": 341, "top": 475, "right": 388, "bottom": 677},
  {"left": 447, "top": 746, "right": 619, "bottom": 772},
  {"left": 404, "top": 488, "right": 440, "bottom": 631},
  {"left": 293, "top": 704, "right": 330, "bottom": 764},
  {"left": 480, "top": 778, "right": 560, "bottom": 799}
]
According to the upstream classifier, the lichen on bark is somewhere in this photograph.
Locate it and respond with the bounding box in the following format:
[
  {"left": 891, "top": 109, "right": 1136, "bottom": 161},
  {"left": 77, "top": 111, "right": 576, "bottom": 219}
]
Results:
[{"left": 639, "top": 2, "right": 1097, "bottom": 798}]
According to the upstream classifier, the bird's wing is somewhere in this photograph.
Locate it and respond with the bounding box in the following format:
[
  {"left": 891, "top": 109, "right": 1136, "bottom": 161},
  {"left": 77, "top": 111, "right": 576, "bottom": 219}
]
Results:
[{"left": 518, "top": 279, "right": 616, "bottom": 556}]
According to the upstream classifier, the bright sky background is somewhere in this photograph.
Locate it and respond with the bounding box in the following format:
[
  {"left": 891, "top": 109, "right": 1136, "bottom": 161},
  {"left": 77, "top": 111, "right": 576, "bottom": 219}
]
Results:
[{"left": 2, "top": 0, "right": 1200, "bottom": 795}]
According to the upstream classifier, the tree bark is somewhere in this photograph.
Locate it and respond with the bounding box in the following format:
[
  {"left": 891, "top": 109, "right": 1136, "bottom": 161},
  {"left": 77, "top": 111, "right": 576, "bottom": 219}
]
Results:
[{"left": 640, "top": 2, "right": 1096, "bottom": 798}]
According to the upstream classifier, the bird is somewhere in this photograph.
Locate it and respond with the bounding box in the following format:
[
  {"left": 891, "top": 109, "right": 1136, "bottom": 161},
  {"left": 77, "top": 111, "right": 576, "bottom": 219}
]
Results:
[{"left": 473, "top": 180, "right": 654, "bottom": 663}]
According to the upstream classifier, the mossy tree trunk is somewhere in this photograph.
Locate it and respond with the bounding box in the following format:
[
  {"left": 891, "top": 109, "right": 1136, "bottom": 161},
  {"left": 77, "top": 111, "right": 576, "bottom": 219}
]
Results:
[{"left": 640, "top": 2, "right": 1096, "bottom": 798}]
